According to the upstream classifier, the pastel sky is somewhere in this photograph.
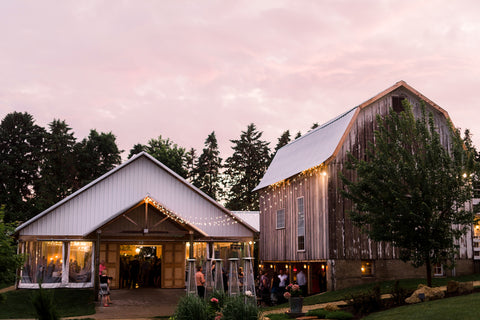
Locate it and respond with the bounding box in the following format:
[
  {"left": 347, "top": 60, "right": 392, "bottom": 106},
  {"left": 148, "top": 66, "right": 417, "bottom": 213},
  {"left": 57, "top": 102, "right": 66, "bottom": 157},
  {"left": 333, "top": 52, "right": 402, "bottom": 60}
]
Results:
[{"left": 1, "top": 0, "right": 480, "bottom": 159}]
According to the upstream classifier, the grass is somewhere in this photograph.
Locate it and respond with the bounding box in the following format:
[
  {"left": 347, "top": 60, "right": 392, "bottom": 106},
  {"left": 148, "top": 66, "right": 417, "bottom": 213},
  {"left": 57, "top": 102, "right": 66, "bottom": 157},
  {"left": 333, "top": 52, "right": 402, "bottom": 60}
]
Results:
[
  {"left": 261, "top": 273, "right": 480, "bottom": 312},
  {"left": 363, "top": 292, "right": 480, "bottom": 320},
  {"left": 0, "top": 288, "right": 95, "bottom": 319}
]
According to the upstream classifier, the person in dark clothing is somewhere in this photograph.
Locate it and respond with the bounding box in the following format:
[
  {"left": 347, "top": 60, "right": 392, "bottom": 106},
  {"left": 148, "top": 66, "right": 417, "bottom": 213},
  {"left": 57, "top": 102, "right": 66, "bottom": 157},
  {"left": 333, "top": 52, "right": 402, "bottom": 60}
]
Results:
[{"left": 129, "top": 256, "right": 140, "bottom": 289}]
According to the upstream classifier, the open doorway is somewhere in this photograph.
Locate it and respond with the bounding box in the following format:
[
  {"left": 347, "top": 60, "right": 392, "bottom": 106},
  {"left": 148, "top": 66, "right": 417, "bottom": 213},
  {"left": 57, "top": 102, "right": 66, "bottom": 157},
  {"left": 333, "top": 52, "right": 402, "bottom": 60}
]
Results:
[{"left": 119, "top": 245, "right": 163, "bottom": 289}]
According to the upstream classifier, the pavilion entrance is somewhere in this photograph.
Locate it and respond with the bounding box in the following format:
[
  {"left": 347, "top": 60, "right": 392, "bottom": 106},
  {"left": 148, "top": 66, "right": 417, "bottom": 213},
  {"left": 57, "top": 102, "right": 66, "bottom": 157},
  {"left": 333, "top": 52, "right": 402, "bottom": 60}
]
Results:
[{"left": 100, "top": 241, "right": 185, "bottom": 290}]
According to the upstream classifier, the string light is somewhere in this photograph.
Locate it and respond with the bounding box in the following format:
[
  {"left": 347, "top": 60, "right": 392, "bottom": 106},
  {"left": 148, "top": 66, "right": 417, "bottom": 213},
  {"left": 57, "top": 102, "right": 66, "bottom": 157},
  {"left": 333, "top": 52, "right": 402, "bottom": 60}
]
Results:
[{"left": 144, "top": 196, "right": 240, "bottom": 227}]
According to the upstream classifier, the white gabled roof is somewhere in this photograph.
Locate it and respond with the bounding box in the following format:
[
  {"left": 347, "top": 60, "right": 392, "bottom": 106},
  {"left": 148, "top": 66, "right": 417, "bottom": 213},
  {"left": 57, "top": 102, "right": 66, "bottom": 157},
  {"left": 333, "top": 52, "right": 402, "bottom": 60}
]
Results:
[
  {"left": 231, "top": 211, "right": 259, "bottom": 233},
  {"left": 16, "top": 152, "right": 256, "bottom": 238},
  {"left": 254, "top": 107, "right": 357, "bottom": 191},
  {"left": 254, "top": 81, "right": 453, "bottom": 192}
]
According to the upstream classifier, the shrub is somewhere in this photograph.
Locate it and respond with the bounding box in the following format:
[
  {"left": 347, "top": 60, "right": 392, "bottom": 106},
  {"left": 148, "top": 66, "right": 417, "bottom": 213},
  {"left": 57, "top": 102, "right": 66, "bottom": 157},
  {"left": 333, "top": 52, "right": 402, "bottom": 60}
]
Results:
[
  {"left": 325, "top": 310, "right": 354, "bottom": 320},
  {"left": 31, "top": 284, "right": 60, "bottom": 320},
  {"left": 305, "top": 308, "right": 327, "bottom": 318},
  {"left": 345, "top": 284, "right": 383, "bottom": 315},
  {"left": 221, "top": 295, "right": 258, "bottom": 320},
  {"left": 173, "top": 294, "right": 209, "bottom": 320}
]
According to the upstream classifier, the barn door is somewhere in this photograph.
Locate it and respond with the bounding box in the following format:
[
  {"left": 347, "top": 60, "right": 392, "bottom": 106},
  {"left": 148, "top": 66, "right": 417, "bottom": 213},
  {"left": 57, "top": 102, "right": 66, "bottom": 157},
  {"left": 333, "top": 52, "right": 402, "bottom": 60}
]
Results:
[{"left": 162, "top": 242, "right": 185, "bottom": 288}]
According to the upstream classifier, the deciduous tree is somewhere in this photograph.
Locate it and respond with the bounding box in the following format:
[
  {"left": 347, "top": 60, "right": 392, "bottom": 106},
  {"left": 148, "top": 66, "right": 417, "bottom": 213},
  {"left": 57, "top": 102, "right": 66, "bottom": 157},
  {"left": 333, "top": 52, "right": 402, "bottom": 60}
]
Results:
[
  {"left": 342, "top": 102, "right": 476, "bottom": 286},
  {"left": 0, "top": 112, "right": 45, "bottom": 222},
  {"left": 75, "top": 129, "right": 122, "bottom": 187}
]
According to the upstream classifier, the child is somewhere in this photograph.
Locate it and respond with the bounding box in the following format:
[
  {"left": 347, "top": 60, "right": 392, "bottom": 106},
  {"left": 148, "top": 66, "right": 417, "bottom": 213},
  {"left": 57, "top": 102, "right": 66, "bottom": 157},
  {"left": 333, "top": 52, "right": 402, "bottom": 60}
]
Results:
[{"left": 99, "top": 269, "right": 112, "bottom": 307}]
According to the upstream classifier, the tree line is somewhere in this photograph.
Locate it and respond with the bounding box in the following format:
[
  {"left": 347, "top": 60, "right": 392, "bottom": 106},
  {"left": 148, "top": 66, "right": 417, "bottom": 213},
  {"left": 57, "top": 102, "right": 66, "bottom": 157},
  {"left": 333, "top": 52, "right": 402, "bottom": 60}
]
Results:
[{"left": 0, "top": 111, "right": 320, "bottom": 223}]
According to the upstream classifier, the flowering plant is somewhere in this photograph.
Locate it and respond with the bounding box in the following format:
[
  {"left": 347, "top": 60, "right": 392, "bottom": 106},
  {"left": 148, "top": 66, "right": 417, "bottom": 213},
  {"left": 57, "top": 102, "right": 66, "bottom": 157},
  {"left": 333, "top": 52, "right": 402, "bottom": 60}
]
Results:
[{"left": 283, "top": 283, "right": 302, "bottom": 298}]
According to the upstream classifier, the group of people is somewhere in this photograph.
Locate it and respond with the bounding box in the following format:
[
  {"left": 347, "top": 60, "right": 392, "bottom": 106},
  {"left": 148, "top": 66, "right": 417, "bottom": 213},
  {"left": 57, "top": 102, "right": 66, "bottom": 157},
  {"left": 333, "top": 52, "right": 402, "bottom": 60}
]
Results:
[
  {"left": 119, "top": 255, "right": 162, "bottom": 289},
  {"left": 258, "top": 269, "right": 307, "bottom": 305}
]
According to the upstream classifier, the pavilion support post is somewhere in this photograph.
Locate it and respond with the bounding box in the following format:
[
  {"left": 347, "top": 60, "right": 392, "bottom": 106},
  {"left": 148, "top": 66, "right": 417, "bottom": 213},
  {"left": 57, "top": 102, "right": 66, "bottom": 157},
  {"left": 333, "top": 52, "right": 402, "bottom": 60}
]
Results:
[
  {"left": 94, "top": 230, "right": 101, "bottom": 301},
  {"left": 189, "top": 231, "right": 194, "bottom": 259}
]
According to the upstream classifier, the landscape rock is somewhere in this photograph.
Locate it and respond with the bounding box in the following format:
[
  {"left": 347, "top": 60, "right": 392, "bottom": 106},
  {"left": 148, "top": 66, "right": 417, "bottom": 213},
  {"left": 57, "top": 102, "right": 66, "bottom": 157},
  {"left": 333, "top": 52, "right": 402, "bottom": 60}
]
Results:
[
  {"left": 324, "top": 303, "right": 341, "bottom": 311},
  {"left": 405, "top": 284, "right": 444, "bottom": 304},
  {"left": 458, "top": 281, "right": 474, "bottom": 294}
]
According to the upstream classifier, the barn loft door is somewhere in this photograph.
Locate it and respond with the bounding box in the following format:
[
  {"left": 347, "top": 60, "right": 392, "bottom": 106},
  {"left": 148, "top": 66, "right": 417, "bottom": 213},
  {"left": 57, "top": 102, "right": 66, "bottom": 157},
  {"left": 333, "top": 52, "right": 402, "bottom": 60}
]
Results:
[{"left": 162, "top": 242, "right": 185, "bottom": 288}]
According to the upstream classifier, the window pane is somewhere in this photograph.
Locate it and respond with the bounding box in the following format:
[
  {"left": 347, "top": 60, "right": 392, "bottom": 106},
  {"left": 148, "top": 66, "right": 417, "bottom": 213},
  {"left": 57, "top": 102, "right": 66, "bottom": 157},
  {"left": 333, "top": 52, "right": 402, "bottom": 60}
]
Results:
[
  {"left": 276, "top": 209, "right": 285, "bottom": 229},
  {"left": 297, "top": 197, "right": 305, "bottom": 250},
  {"left": 21, "top": 241, "right": 63, "bottom": 284},
  {"left": 69, "top": 242, "right": 93, "bottom": 283},
  {"left": 361, "top": 260, "right": 373, "bottom": 276}
]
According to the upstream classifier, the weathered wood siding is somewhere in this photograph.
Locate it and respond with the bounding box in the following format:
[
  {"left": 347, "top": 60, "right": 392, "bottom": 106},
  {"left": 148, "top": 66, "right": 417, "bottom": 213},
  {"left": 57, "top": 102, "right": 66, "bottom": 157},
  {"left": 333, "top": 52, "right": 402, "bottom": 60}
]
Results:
[{"left": 259, "top": 169, "right": 329, "bottom": 262}]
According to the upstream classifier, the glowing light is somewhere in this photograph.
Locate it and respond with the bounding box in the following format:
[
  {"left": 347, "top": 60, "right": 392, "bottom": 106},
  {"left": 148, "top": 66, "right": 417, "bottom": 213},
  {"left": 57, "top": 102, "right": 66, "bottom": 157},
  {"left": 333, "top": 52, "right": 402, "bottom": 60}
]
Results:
[
  {"left": 321, "top": 265, "right": 325, "bottom": 270},
  {"left": 303, "top": 264, "right": 307, "bottom": 269},
  {"left": 285, "top": 264, "right": 289, "bottom": 269},
  {"left": 361, "top": 267, "right": 365, "bottom": 272},
  {"left": 248, "top": 241, "right": 253, "bottom": 245},
  {"left": 270, "top": 264, "right": 273, "bottom": 269},
  {"left": 135, "top": 247, "right": 141, "bottom": 254}
]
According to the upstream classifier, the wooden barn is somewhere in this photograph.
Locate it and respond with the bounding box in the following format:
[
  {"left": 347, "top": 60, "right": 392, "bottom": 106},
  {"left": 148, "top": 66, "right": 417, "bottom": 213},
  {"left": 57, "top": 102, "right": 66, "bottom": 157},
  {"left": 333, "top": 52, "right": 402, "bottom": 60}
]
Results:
[
  {"left": 15, "top": 152, "right": 256, "bottom": 290},
  {"left": 254, "top": 81, "right": 476, "bottom": 293}
]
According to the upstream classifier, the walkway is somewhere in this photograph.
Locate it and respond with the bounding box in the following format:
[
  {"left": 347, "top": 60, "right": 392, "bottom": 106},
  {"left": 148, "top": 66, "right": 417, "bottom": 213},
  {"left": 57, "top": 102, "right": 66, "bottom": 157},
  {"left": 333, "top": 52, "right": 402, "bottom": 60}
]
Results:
[{"left": 90, "top": 288, "right": 185, "bottom": 319}]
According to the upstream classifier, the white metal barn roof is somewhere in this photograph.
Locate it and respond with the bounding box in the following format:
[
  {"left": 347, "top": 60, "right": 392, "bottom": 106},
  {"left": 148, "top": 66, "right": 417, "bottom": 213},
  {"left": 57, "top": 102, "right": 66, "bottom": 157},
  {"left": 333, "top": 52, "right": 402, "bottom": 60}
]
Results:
[
  {"left": 254, "top": 107, "right": 357, "bottom": 191},
  {"left": 231, "top": 211, "right": 259, "bottom": 232},
  {"left": 16, "top": 152, "right": 256, "bottom": 238}
]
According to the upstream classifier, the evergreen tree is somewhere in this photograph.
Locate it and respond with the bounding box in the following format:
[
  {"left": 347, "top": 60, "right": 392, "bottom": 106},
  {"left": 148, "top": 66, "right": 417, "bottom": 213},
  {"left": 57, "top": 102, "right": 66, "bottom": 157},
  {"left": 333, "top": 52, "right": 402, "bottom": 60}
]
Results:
[
  {"left": 274, "top": 130, "right": 291, "bottom": 154},
  {"left": 224, "top": 124, "right": 271, "bottom": 210},
  {"left": 74, "top": 129, "right": 122, "bottom": 187},
  {"left": 192, "top": 132, "right": 222, "bottom": 200},
  {"left": 184, "top": 148, "right": 197, "bottom": 182},
  {"left": 144, "top": 136, "right": 188, "bottom": 178},
  {"left": 342, "top": 101, "right": 476, "bottom": 286},
  {"left": 35, "top": 120, "right": 77, "bottom": 211},
  {"left": 311, "top": 122, "right": 319, "bottom": 130},
  {"left": 294, "top": 131, "right": 302, "bottom": 139},
  {"left": 0, "top": 112, "right": 46, "bottom": 222}
]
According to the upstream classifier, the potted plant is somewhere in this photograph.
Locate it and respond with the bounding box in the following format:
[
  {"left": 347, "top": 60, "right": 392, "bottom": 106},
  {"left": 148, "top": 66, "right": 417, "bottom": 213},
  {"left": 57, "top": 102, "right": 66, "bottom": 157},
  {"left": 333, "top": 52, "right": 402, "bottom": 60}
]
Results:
[{"left": 284, "top": 284, "right": 303, "bottom": 314}]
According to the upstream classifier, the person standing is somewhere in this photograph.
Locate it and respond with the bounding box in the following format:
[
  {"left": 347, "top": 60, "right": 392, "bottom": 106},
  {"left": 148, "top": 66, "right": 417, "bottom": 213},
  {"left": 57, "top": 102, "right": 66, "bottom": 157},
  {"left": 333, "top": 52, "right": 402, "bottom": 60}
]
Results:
[
  {"left": 278, "top": 269, "right": 288, "bottom": 302},
  {"left": 99, "top": 269, "right": 112, "bottom": 307},
  {"left": 296, "top": 269, "right": 307, "bottom": 296},
  {"left": 195, "top": 266, "right": 206, "bottom": 298}
]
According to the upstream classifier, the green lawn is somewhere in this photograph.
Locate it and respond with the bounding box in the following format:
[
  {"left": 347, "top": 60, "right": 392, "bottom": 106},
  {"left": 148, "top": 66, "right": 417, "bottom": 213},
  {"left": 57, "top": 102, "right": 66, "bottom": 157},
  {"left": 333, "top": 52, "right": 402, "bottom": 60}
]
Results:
[
  {"left": 364, "top": 292, "right": 480, "bottom": 320},
  {"left": 0, "top": 288, "right": 95, "bottom": 319},
  {"left": 261, "top": 273, "right": 480, "bottom": 312}
]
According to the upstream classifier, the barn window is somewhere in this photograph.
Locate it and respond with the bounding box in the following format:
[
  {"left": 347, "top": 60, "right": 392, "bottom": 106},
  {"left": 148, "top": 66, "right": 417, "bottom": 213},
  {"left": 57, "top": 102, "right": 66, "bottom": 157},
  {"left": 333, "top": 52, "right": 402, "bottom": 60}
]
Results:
[
  {"left": 392, "top": 96, "right": 406, "bottom": 113},
  {"left": 433, "top": 263, "right": 444, "bottom": 277},
  {"left": 276, "top": 209, "right": 285, "bottom": 229},
  {"left": 297, "top": 197, "right": 305, "bottom": 251},
  {"left": 361, "top": 260, "right": 374, "bottom": 276}
]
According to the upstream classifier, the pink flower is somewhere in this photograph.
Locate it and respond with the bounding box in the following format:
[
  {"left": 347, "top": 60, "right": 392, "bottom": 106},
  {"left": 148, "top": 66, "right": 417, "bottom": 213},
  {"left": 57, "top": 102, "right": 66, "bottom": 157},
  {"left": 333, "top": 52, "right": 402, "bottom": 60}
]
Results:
[
  {"left": 284, "top": 292, "right": 291, "bottom": 299},
  {"left": 211, "top": 297, "right": 219, "bottom": 303},
  {"left": 292, "top": 284, "right": 300, "bottom": 291}
]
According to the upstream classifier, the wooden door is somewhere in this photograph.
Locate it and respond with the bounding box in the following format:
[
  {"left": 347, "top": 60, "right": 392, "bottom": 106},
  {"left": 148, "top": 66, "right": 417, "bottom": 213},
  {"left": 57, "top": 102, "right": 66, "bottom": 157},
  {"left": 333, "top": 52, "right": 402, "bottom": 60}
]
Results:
[
  {"left": 162, "top": 242, "right": 185, "bottom": 288},
  {"left": 99, "top": 243, "right": 119, "bottom": 288}
]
